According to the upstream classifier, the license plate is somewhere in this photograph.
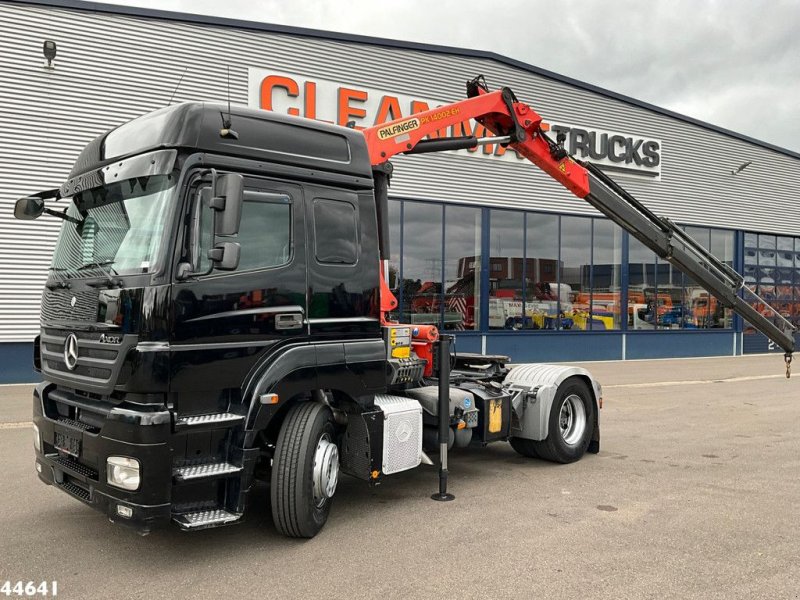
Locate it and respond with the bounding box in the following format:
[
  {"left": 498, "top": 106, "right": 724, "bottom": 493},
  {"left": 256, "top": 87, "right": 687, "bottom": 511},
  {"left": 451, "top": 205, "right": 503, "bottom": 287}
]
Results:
[{"left": 54, "top": 431, "right": 81, "bottom": 457}]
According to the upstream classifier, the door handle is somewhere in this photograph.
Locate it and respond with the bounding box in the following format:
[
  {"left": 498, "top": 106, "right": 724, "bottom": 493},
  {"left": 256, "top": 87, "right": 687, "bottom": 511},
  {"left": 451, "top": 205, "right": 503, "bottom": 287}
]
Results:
[{"left": 275, "top": 312, "right": 304, "bottom": 330}]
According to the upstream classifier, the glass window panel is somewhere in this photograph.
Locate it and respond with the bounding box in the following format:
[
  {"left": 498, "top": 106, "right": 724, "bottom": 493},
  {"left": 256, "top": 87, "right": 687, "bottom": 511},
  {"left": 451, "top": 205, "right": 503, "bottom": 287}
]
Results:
[
  {"left": 313, "top": 198, "right": 357, "bottom": 264},
  {"left": 752, "top": 234, "right": 776, "bottom": 326},
  {"left": 795, "top": 239, "right": 800, "bottom": 328},
  {"left": 525, "top": 213, "right": 559, "bottom": 330},
  {"left": 489, "top": 210, "right": 525, "bottom": 330},
  {"left": 744, "top": 231, "right": 758, "bottom": 315},
  {"left": 628, "top": 236, "right": 659, "bottom": 330},
  {"left": 772, "top": 236, "right": 797, "bottom": 325},
  {"left": 708, "top": 229, "right": 734, "bottom": 328},
  {"left": 743, "top": 264, "right": 757, "bottom": 287},
  {"left": 680, "top": 227, "right": 710, "bottom": 330},
  {"left": 238, "top": 200, "right": 291, "bottom": 271},
  {"left": 655, "top": 258, "right": 682, "bottom": 329},
  {"left": 793, "top": 286, "right": 800, "bottom": 329},
  {"left": 710, "top": 229, "right": 734, "bottom": 263},
  {"left": 560, "top": 216, "right": 591, "bottom": 331},
  {"left": 759, "top": 234, "right": 776, "bottom": 250},
  {"left": 759, "top": 248, "right": 776, "bottom": 266},
  {"left": 400, "top": 202, "right": 443, "bottom": 327},
  {"left": 590, "top": 219, "right": 621, "bottom": 330},
  {"left": 199, "top": 192, "right": 291, "bottom": 273},
  {"left": 777, "top": 239, "right": 794, "bottom": 267},
  {"left": 387, "top": 199, "right": 401, "bottom": 320},
  {"left": 444, "top": 206, "right": 481, "bottom": 331}
]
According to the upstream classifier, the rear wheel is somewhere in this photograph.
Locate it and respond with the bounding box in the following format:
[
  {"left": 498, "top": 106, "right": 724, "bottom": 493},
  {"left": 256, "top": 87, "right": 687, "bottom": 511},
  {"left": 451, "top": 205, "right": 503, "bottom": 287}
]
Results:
[
  {"left": 510, "top": 378, "right": 594, "bottom": 464},
  {"left": 271, "top": 401, "right": 339, "bottom": 538}
]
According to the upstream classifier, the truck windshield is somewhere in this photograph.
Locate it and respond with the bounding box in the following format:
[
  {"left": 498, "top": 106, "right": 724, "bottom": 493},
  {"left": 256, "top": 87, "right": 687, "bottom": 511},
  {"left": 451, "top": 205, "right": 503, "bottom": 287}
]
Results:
[{"left": 50, "top": 174, "right": 174, "bottom": 277}]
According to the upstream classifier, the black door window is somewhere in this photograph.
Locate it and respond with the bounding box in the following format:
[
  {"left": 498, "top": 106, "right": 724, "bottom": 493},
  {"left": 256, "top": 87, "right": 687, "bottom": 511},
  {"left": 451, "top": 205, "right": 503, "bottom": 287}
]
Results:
[
  {"left": 313, "top": 198, "right": 358, "bottom": 265},
  {"left": 198, "top": 189, "right": 291, "bottom": 273}
]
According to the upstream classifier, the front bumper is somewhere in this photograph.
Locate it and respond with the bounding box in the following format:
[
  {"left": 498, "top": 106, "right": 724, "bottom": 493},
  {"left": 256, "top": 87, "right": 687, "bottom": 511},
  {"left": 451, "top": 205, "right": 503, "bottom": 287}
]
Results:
[{"left": 33, "top": 383, "right": 173, "bottom": 534}]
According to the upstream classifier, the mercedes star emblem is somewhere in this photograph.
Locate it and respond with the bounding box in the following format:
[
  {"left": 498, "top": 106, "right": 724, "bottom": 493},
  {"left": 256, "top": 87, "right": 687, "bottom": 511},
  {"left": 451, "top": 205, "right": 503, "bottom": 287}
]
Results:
[
  {"left": 395, "top": 420, "right": 412, "bottom": 443},
  {"left": 63, "top": 333, "right": 79, "bottom": 371}
]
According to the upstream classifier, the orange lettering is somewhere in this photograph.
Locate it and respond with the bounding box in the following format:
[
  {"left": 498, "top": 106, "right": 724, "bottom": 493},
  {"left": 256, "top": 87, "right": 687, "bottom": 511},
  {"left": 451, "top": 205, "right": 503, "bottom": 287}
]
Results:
[
  {"left": 451, "top": 119, "right": 473, "bottom": 137},
  {"left": 375, "top": 95, "right": 403, "bottom": 124},
  {"left": 410, "top": 100, "right": 430, "bottom": 114},
  {"left": 337, "top": 87, "right": 368, "bottom": 127},
  {"left": 304, "top": 81, "right": 317, "bottom": 120},
  {"left": 260, "top": 75, "right": 300, "bottom": 116},
  {"left": 410, "top": 100, "right": 446, "bottom": 139}
]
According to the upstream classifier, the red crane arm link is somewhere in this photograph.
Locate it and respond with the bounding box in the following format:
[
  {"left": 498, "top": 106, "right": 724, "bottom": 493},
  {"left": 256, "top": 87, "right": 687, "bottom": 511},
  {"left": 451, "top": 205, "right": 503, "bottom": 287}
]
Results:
[{"left": 361, "top": 87, "right": 591, "bottom": 199}]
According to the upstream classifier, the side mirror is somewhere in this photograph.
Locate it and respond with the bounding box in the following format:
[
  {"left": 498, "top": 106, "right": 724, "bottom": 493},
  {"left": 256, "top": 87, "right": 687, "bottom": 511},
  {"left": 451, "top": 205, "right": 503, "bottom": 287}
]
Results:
[
  {"left": 208, "top": 242, "right": 240, "bottom": 271},
  {"left": 208, "top": 173, "right": 243, "bottom": 236},
  {"left": 14, "top": 197, "right": 45, "bottom": 220}
]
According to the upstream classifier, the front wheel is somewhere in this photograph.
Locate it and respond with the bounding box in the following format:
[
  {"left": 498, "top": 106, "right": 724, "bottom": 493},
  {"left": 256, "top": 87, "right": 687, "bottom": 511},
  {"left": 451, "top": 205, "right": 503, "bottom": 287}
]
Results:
[
  {"left": 510, "top": 378, "right": 594, "bottom": 464},
  {"left": 271, "top": 401, "right": 339, "bottom": 538}
]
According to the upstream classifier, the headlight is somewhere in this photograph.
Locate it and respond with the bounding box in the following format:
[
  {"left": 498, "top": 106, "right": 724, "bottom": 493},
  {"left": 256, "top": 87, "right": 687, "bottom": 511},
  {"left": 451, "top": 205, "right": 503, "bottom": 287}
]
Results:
[
  {"left": 107, "top": 456, "right": 140, "bottom": 491},
  {"left": 33, "top": 423, "right": 41, "bottom": 452}
]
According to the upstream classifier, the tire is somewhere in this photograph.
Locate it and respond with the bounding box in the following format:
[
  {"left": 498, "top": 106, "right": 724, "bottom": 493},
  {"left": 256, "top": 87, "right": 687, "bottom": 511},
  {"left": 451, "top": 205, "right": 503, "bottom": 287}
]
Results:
[
  {"left": 510, "top": 378, "right": 594, "bottom": 464},
  {"left": 509, "top": 436, "right": 540, "bottom": 458},
  {"left": 271, "top": 401, "right": 339, "bottom": 538}
]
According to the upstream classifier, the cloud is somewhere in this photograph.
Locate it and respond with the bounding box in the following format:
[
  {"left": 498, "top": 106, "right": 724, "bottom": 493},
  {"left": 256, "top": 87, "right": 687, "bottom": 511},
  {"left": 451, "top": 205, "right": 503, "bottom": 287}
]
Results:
[{"left": 93, "top": 0, "right": 800, "bottom": 152}]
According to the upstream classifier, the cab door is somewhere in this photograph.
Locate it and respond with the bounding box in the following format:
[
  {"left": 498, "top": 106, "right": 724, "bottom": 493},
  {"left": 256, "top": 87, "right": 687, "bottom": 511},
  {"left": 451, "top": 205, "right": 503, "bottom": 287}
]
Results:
[{"left": 169, "top": 173, "right": 308, "bottom": 403}]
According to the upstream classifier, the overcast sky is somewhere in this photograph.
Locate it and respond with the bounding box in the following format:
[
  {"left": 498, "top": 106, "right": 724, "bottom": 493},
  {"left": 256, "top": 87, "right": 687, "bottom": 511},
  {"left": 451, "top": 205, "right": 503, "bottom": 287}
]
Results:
[{"left": 92, "top": 0, "right": 800, "bottom": 153}]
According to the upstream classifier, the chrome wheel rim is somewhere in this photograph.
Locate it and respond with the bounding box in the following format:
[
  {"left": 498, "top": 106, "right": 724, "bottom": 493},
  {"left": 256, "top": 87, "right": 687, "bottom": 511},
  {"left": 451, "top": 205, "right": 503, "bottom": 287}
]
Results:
[
  {"left": 312, "top": 433, "right": 339, "bottom": 508},
  {"left": 558, "top": 394, "right": 587, "bottom": 446}
]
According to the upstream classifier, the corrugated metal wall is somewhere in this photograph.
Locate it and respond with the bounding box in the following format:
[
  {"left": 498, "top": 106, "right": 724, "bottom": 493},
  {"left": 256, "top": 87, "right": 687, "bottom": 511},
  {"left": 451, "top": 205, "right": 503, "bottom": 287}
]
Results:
[{"left": 1, "top": 1, "right": 799, "bottom": 343}]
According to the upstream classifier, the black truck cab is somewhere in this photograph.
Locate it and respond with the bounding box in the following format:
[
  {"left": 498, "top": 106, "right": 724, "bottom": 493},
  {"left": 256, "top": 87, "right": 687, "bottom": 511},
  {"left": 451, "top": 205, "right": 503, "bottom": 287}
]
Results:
[{"left": 29, "top": 103, "right": 388, "bottom": 532}]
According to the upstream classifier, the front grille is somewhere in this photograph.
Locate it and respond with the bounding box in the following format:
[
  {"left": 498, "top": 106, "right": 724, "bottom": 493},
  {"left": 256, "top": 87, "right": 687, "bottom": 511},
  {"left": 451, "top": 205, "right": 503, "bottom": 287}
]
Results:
[
  {"left": 41, "top": 289, "right": 99, "bottom": 323},
  {"left": 46, "top": 360, "right": 112, "bottom": 380},
  {"left": 43, "top": 342, "right": 116, "bottom": 361},
  {"left": 40, "top": 329, "right": 129, "bottom": 390},
  {"left": 43, "top": 328, "right": 106, "bottom": 340}
]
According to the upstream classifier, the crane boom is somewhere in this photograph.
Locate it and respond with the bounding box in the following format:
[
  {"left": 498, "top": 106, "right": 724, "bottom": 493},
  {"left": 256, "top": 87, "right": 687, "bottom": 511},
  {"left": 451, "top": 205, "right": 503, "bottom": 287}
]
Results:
[{"left": 362, "top": 76, "right": 795, "bottom": 359}]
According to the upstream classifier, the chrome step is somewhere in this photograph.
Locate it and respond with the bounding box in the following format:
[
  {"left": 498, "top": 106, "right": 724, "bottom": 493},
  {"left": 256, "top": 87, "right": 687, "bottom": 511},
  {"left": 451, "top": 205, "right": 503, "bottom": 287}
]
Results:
[
  {"left": 173, "top": 461, "right": 242, "bottom": 482},
  {"left": 173, "top": 509, "right": 242, "bottom": 530},
  {"left": 175, "top": 412, "right": 244, "bottom": 429}
]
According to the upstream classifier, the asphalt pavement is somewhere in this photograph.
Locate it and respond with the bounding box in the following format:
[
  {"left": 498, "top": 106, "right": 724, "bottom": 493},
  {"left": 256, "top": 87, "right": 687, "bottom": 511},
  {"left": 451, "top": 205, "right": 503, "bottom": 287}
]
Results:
[{"left": 1, "top": 354, "right": 799, "bottom": 599}]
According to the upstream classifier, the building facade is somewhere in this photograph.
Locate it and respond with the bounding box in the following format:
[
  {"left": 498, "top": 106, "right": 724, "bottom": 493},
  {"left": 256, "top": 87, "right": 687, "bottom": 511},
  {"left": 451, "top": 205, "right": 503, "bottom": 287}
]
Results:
[{"left": 1, "top": 0, "right": 799, "bottom": 383}]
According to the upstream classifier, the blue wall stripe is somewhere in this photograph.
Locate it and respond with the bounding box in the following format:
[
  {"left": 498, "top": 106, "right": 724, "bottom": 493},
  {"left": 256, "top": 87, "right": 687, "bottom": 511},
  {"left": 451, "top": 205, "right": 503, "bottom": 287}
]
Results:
[
  {"left": 626, "top": 330, "right": 733, "bottom": 360},
  {"left": 0, "top": 343, "right": 40, "bottom": 384}
]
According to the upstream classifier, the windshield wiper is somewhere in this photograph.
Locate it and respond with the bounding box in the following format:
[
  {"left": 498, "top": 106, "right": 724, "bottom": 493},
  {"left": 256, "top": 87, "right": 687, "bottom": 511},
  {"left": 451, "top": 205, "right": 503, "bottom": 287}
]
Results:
[
  {"left": 46, "top": 267, "right": 72, "bottom": 290},
  {"left": 77, "top": 260, "right": 123, "bottom": 288},
  {"left": 77, "top": 260, "right": 118, "bottom": 274}
]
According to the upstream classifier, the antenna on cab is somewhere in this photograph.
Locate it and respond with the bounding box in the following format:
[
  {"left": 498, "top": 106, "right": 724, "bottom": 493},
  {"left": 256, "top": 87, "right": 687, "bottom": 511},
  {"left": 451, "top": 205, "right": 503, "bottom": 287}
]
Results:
[
  {"left": 168, "top": 67, "right": 188, "bottom": 106},
  {"left": 220, "top": 66, "right": 239, "bottom": 140}
]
